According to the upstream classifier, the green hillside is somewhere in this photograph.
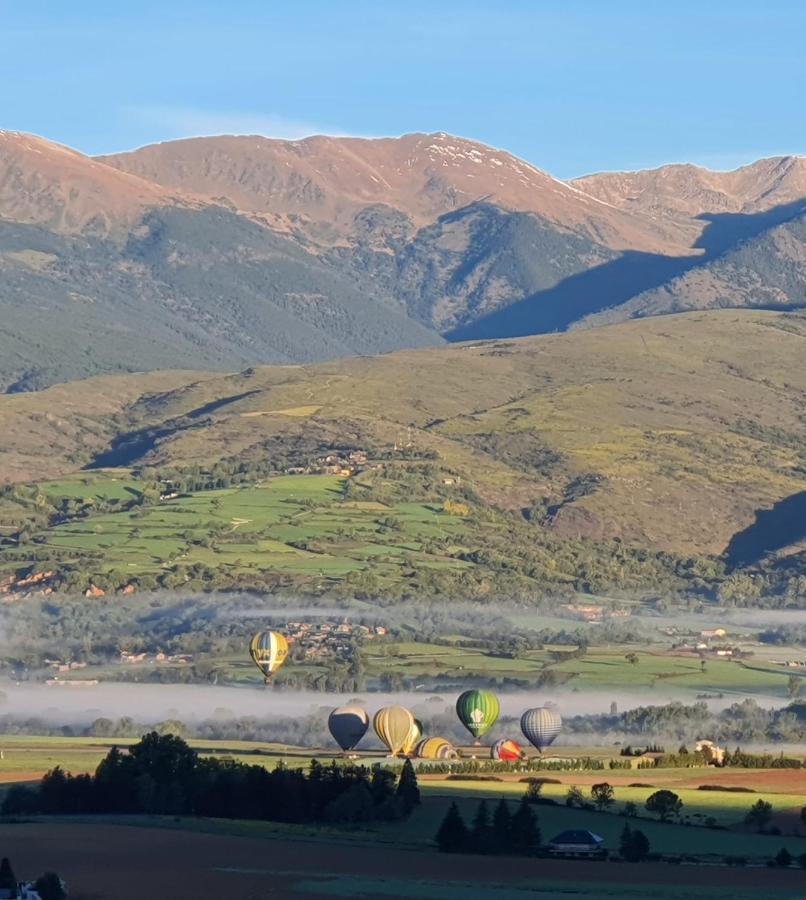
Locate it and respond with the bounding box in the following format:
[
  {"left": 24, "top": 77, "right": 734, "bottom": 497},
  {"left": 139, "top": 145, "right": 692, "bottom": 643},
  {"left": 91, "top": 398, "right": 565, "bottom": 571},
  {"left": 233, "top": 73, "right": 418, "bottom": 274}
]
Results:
[{"left": 1, "top": 310, "right": 804, "bottom": 599}]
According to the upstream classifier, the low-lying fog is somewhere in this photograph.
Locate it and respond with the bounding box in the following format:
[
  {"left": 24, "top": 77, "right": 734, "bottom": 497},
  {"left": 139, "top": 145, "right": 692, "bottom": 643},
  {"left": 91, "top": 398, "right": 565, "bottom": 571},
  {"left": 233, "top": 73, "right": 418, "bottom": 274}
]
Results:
[{"left": 0, "top": 682, "right": 790, "bottom": 730}]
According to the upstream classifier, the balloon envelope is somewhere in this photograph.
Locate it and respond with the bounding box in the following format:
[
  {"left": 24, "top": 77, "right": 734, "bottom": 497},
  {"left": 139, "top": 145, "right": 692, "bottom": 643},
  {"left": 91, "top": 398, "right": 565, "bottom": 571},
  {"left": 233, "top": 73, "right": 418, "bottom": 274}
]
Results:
[
  {"left": 328, "top": 705, "right": 369, "bottom": 752},
  {"left": 403, "top": 717, "right": 423, "bottom": 755},
  {"left": 520, "top": 707, "right": 562, "bottom": 752},
  {"left": 491, "top": 738, "right": 524, "bottom": 761},
  {"left": 373, "top": 705, "right": 415, "bottom": 755},
  {"left": 456, "top": 689, "right": 500, "bottom": 740},
  {"left": 249, "top": 630, "right": 289, "bottom": 681},
  {"left": 416, "top": 737, "right": 459, "bottom": 760}
]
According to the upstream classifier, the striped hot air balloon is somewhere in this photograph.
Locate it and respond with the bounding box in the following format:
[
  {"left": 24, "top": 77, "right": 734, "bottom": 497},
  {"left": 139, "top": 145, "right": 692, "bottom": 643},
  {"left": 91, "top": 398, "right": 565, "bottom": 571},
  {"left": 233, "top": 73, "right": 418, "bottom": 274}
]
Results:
[
  {"left": 491, "top": 738, "right": 524, "bottom": 761},
  {"left": 456, "top": 689, "right": 500, "bottom": 742},
  {"left": 402, "top": 717, "right": 424, "bottom": 756},
  {"left": 520, "top": 706, "right": 562, "bottom": 753},
  {"left": 248, "top": 630, "right": 289, "bottom": 682},
  {"left": 328, "top": 705, "right": 369, "bottom": 753},
  {"left": 373, "top": 705, "right": 415, "bottom": 756},
  {"left": 415, "top": 737, "right": 459, "bottom": 760}
]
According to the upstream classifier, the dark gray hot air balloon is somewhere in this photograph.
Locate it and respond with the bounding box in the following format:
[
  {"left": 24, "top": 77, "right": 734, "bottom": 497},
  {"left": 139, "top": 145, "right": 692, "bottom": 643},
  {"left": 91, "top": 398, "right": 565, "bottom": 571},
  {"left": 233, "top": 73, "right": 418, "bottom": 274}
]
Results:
[
  {"left": 520, "top": 706, "right": 562, "bottom": 753},
  {"left": 328, "top": 705, "right": 369, "bottom": 752}
]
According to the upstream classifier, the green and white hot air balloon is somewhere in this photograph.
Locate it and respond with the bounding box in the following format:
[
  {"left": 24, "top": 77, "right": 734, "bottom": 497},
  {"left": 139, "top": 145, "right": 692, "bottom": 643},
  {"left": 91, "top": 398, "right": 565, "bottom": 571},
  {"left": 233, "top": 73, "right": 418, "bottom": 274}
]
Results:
[{"left": 455, "top": 689, "right": 500, "bottom": 743}]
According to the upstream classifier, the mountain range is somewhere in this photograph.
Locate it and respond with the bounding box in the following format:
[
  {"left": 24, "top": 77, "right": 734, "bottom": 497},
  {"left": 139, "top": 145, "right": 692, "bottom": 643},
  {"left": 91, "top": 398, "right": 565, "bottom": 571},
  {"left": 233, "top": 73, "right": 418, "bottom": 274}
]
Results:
[{"left": 1, "top": 128, "right": 805, "bottom": 390}]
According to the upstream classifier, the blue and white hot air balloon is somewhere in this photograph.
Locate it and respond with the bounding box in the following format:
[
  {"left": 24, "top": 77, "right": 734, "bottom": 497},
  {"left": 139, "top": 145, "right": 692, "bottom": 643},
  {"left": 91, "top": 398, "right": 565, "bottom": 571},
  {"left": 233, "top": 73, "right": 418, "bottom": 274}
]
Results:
[{"left": 520, "top": 706, "right": 562, "bottom": 753}]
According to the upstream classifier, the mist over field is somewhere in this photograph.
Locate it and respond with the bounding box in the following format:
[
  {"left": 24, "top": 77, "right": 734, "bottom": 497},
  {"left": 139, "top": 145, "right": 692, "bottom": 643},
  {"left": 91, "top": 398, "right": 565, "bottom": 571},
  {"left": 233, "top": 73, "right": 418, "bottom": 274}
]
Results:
[{"left": 0, "top": 680, "right": 793, "bottom": 740}]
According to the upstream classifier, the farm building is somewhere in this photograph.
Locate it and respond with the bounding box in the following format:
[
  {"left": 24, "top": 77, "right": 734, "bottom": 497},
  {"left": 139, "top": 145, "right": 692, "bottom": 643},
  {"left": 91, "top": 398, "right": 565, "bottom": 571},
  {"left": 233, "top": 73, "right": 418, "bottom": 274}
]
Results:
[{"left": 547, "top": 830, "right": 606, "bottom": 858}]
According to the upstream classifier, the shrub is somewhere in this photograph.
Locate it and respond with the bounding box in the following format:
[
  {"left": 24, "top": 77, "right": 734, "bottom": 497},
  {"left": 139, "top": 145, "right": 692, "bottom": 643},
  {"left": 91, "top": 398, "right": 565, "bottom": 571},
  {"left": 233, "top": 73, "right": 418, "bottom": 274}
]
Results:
[
  {"left": 698, "top": 784, "right": 754, "bottom": 793},
  {"left": 445, "top": 774, "right": 502, "bottom": 782},
  {"left": 744, "top": 799, "right": 773, "bottom": 832},
  {"left": 775, "top": 848, "right": 792, "bottom": 868},
  {"left": 565, "top": 786, "right": 586, "bottom": 808},
  {"left": 620, "top": 824, "right": 650, "bottom": 862}
]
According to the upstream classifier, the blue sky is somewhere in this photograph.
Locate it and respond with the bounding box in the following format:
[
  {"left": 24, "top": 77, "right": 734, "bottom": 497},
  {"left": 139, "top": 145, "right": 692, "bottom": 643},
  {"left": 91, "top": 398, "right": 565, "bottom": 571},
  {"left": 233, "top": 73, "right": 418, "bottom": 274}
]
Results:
[{"left": 1, "top": 1, "right": 803, "bottom": 178}]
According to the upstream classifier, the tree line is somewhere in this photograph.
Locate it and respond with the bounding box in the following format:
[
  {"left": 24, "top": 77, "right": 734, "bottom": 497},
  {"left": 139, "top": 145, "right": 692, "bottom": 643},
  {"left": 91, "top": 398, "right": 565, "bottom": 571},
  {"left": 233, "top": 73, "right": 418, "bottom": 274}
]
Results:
[{"left": 1, "top": 732, "right": 420, "bottom": 825}]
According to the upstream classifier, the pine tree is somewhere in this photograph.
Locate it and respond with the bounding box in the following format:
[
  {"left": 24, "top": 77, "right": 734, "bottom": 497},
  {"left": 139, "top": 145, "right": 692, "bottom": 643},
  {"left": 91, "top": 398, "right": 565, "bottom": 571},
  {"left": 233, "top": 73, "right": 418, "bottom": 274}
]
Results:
[
  {"left": 620, "top": 822, "right": 632, "bottom": 853},
  {"left": 435, "top": 801, "right": 469, "bottom": 853},
  {"left": 470, "top": 800, "right": 494, "bottom": 853},
  {"left": 396, "top": 759, "right": 420, "bottom": 812},
  {"left": 0, "top": 858, "right": 16, "bottom": 892},
  {"left": 491, "top": 799, "right": 512, "bottom": 854},
  {"left": 511, "top": 797, "right": 540, "bottom": 855}
]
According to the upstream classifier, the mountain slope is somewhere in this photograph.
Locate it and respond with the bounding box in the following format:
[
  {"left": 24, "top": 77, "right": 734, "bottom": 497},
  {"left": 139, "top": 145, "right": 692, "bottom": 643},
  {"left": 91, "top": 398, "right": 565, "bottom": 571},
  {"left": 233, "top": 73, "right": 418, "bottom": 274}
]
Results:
[
  {"left": 575, "top": 209, "right": 806, "bottom": 329},
  {"left": 573, "top": 156, "right": 806, "bottom": 220},
  {"left": 0, "top": 205, "right": 441, "bottom": 392},
  {"left": 0, "top": 130, "right": 181, "bottom": 235},
  {"left": 1, "top": 310, "right": 804, "bottom": 558},
  {"left": 0, "top": 131, "right": 448, "bottom": 391},
  {"left": 328, "top": 202, "right": 616, "bottom": 332},
  {"left": 99, "top": 132, "right": 691, "bottom": 254}
]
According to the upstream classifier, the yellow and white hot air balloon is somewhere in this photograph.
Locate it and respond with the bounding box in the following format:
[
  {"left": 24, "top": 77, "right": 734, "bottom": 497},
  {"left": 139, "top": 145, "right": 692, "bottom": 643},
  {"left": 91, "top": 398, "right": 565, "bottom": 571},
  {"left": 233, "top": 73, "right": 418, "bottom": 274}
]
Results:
[
  {"left": 373, "top": 705, "right": 415, "bottom": 756},
  {"left": 415, "top": 737, "right": 459, "bottom": 760},
  {"left": 249, "top": 630, "right": 289, "bottom": 683}
]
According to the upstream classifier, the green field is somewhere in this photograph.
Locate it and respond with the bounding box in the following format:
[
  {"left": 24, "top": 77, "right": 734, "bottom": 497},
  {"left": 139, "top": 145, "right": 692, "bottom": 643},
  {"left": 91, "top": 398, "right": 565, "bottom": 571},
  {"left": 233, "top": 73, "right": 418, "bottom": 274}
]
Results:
[
  {"left": 0, "top": 472, "right": 471, "bottom": 585},
  {"left": 548, "top": 650, "right": 796, "bottom": 697}
]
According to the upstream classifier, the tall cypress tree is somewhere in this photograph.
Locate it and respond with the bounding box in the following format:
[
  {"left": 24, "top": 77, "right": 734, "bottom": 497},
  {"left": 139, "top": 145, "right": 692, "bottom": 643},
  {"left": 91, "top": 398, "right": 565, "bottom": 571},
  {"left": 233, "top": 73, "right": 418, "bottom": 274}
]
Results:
[
  {"left": 471, "top": 800, "right": 494, "bottom": 854},
  {"left": 491, "top": 798, "right": 513, "bottom": 854},
  {"left": 396, "top": 759, "right": 420, "bottom": 812},
  {"left": 511, "top": 797, "right": 541, "bottom": 855},
  {"left": 435, "top": 801, "right": 469, "bottom": 853},
  {"left": 0, "top": 857, "right": 16, "bottom": 894}
]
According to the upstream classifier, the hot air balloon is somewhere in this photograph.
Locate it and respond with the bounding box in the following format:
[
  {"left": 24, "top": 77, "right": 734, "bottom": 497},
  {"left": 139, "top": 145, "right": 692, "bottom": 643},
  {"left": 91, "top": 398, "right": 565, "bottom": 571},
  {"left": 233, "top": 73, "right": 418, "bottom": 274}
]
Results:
[
  {"left": 456, "top": 689, "right": 500, "bottom": 743},
  {"left": 402, "top": 717, "right": 423, "bottom": 755},
  {"left": 328, "top": 705, "right": 369, "bottom": 753},
  {"left": 491, "top": 738, "right": 524, "bottom": 761},
  {"left": 520, "top": 706, "right": 562, "bottom": 753},
  {"left": 416, "top": 737, "right": 459, "bottom": 760},
  {"left": 373, "top": 705, "right": 415, "bottom": 756},
  {"left": 249, "top": 630, "right": 289, "bottom": 682}
]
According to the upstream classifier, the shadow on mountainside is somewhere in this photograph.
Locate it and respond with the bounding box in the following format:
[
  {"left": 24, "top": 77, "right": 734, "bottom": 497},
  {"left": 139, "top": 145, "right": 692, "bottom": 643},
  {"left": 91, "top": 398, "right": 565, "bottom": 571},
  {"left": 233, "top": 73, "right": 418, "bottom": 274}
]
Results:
[
  {"left": 86, "top": 391, "right": 261, "bottom": 468},
  {"left": 445, "top": 250, "right": 694, "bottom": 340},
  {"left": 694, "top": 198, "right": 806, "bottom": 255},
  {"left": 445, "top": 199, "right": 806, "bottom": 342},
  {"left": 724, "top": 491, "right": 806, "bottom": 568}
]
